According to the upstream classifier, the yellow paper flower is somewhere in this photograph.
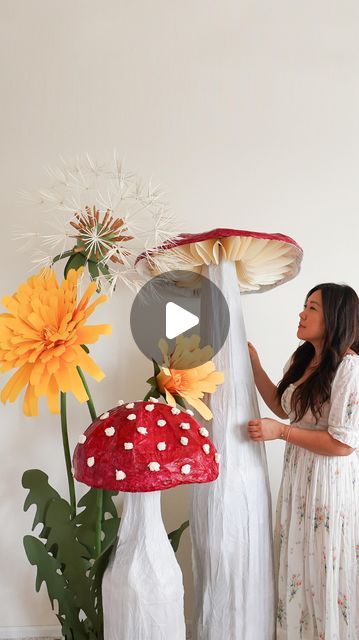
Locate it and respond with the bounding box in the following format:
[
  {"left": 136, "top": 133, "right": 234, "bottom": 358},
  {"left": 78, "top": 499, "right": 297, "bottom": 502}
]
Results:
[
  {"left": 0, "top": 268, "right": 111, "bottom": 416},
  {"left": 156, "top": 335, "right": 224, "bottom": 420}
]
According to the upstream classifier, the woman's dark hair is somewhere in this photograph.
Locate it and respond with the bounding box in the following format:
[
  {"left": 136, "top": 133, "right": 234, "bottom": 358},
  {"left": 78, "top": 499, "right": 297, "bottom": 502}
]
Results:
[{"left": 277, "top": 283, "right": 359, "bottom": 423}]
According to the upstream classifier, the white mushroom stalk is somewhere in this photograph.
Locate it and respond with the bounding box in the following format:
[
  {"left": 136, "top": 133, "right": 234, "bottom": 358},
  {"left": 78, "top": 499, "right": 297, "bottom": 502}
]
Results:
[
  {"left": 102, "top": 491, "right": 185, "bottom": 640},
  {"left": 191, "top": 260, "right": 275, "bottom": 639}
]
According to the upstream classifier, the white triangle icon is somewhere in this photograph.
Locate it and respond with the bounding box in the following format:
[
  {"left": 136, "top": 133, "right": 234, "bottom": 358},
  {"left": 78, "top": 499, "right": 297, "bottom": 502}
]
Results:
[{"left": 165, "top": 302, "right": 199, "bottom": 340}]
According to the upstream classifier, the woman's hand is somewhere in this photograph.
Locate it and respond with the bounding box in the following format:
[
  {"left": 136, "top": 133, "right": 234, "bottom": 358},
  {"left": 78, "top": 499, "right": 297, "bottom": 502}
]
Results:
[
  {"left": 247, "top": 418, "right": 283, "bottom": 441},
  {"left": 247, "top": 341, "right": 262, "bottom": 376}
]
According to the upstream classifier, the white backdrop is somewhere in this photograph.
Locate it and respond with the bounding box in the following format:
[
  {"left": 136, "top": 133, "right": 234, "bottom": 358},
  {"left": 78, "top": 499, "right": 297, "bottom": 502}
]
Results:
[{"left": 0, "top": 0, "right": 358, "bottom": 632}]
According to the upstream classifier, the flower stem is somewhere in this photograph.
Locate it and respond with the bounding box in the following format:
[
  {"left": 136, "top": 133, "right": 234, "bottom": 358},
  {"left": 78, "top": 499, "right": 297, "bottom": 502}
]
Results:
[
  {"left": 77, "top": 366, "right": 97, "bottom": 421},
  {"left": 77, "top": 366, "right": 103, "bottom": 556},
  {"left": 60, "top": 392, "right": 76, "bottom": 517}
]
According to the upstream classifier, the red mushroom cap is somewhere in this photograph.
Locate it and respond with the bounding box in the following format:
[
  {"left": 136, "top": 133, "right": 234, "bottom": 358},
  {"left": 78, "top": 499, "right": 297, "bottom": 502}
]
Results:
[
  {"left": 73, "top": 400, "right": 219, "bottom": 492},
  {"left": 135, "top": 227, "right": 303, "bottom": 293}
]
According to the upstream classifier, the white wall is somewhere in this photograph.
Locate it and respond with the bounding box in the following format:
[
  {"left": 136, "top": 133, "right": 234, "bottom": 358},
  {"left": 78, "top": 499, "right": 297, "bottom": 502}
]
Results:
[{"left": 0, "top": 0, "right": 358, "bottom": 631}]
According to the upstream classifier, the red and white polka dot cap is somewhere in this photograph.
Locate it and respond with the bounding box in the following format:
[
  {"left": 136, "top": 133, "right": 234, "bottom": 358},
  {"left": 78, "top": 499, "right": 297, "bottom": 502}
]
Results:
[
  {"left": 73, "top": 400, "right": 219, "bottom": 492},
  {"left": 135, "top": 227, "right": 303, "bottom": 293}
]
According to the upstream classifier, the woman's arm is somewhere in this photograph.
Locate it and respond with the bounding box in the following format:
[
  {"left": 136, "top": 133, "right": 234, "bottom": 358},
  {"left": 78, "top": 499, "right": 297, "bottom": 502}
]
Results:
[
  {"left": 248, "top": 343, "right": 288, "bottom": 419},
  {"left": 247, "top": 417, "right": 355, "bottom": 456}
]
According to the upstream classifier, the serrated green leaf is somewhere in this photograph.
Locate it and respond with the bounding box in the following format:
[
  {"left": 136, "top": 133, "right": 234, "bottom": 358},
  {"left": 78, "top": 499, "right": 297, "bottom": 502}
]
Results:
[
  {"left": 88, "top": 539, "right": 118, "bottom": 631},
  {"left": 23, "top": 535, "right": 90, "bottom": 639},
  {"left": 75, "top": 488, "right": 119, "bottom": 558},
  {"left": 44, "top": 498, "right": 99, "bottom": 627},
  {"left": 101, "top": 516, "right": 120, "bottom": 549},
  {"left": 168, "top": 519, "right": 189, "bottom": 552},
  {"left": 22, "top": 470, "right": 61, "bottom": 538}
]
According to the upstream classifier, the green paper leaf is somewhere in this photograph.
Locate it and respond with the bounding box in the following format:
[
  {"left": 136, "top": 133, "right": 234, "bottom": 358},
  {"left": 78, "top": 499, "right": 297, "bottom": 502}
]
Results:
[
  {"left": 75, "top": 488, "right": 119, "bottom": 557},
  {"left": 173, "top": 394, "right": 186, "bottom": 409},
  {"left": 168, "top": 520, "right": 189, "bottom": 552},
  {"left": 88, "top": 260, "right": 100, "bottom": 281},
  {"left": 23, "top": 535, "right": 92, "bottom": 639},
  {"left": 22, "top": 470, "right": 118, "bottom": 638},
  {"left": 152, "top": 358, "right": 161, "bottom": 377},
  {"left": 98, "top": 262, "right": 110, "bottom": 277},
  {"left": 44, "top": 498, "right": 99, "bottom": 626},
  {"left": 64, "top": 252, "right": 87, "bottom": 278},
  {"left": 22, "top": 470, "right": 61, "bottom": 538}
]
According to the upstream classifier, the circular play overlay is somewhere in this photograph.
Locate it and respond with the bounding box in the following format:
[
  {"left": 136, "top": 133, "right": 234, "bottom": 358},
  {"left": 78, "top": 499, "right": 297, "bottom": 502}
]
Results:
[{"left": 130, "top": 270, "right": 230, "bottom": 368}]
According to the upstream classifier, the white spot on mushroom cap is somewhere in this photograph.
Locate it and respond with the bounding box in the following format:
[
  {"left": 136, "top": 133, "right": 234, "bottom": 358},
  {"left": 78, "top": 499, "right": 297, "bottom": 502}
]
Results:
[
  {"left": 124, "top": 442, "right": 134, "bottom": 450},
  {"left": 116, "top": 470, "right": 126, "bottom": 480},
  {"left": 148, "top": 461, "right": 160, "bottom": 472},
  {"left": 180, "top": 422, "right": 190, "bottom": 430},
  {"left": 149, "top": 397, "right": 159, "bottom": 403},
  {"left": 180, "top": 436, "right": 189, "bottom": 446},
  {"left": 126, "top": 402, "right": 135, "bottom": 409},
  {"left": 71, "top": 466, "right": 75, "bottom": 477},
  {"left": 117, "top": 399, "right": 124, "bottom": 405},
  {"left": 171, "top": 407, "right": 181, "bottom": 415},
  {"left": 145, "top": 404, "right": 155, "bottom": 412},
  {"left": 186, "top": 409, "right": 194, "bottom": 416},
  {"left": 87, "top": 457, "right": 95, "bottom": 467},
  {"left": 157, "top": 441, "right": 166, "bottom": 451},
  {"left": 100, "top": 412, "right": 109, "bottom": 420},
  {"left": 203, "top": 444, "right": 210, "bottom": 454},
  {"left": 157, "top": 419, "right": 166, "bottom": 427},
  {"left": 137, "top": 426, "right": 147, "bottom": 435},
  {"left": 127, "top": 413, "right": 136, "bottom": 421},
  {"left": 105, "top": 427, "right": 115, "bottom": 437},
  {"left": 181, "top": 464, "right": 191, "bottom": 475},
  {"left": 78, "top": 434, "right": 86, "bottom": 444},
  {"left": 215, "top": 453, "right": 220, "bottom": 463},
  {"left": 199, "top": 427, "right": 209, "bottom": 437}
]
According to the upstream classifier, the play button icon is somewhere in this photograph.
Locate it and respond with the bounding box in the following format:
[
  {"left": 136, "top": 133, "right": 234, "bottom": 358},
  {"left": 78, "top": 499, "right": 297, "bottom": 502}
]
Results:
[
  {"left": 166, "top": 302, "right": 199, "bottom": 339},
  {"left": 130, "top": 270, "right": 230, "bottom": 369}
]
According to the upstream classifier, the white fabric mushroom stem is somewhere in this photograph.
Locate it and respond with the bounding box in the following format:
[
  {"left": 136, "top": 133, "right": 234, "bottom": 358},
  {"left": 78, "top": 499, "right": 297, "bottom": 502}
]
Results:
[
  {"left": 190, "top": 261, "right": 275, "bottom": 640},
  {"left": 102, "top": 491, "right": 186, "bottom": 640}
]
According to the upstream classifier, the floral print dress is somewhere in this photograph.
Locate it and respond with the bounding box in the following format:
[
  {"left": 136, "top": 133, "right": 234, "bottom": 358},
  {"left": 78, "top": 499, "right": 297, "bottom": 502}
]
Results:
[{"left": 274, "top": 355, "right": 359, "bottom": 640}]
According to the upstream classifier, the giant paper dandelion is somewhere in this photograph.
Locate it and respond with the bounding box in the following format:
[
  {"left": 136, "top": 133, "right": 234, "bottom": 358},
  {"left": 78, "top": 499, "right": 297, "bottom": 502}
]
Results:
[
  {"left": 0, "top": 268, "right": 111, "bottom": 416},
  {"left": 16, "top": 154, "right": 181, "bottom": 291}
]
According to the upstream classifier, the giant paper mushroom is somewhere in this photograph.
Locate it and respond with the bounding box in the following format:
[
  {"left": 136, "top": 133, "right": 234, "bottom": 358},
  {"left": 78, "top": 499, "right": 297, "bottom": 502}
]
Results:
[
  {"left": 136, "top": 228, "right": 303, "bottom": 640},
  {"left": 73, "top": 399, "right": 219, "bottom": 640}
]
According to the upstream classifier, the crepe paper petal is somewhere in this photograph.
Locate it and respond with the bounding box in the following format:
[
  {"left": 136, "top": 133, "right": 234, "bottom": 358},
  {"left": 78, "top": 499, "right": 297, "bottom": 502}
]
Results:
[
  {"left": 23, "top": 383, "right": 39, "bottom": 417},
  {"left": 76, "top": 324, "right": 112, "bottom": 344},
  {"left": 181, "top": 394, "right": 213, "bottom": 421},
  {"left": 46, "top": 375, "right": 60, "bottom": 414},
  {"left": 0, "top": 363, "right": 33, "bottom": 404},
  {"left": 0, "top": 268, "right": 109, "bottom": 416}
]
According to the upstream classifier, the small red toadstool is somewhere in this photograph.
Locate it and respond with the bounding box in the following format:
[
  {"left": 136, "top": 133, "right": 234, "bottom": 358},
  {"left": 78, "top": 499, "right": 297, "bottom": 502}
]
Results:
[{"left": 73, "top": 400, "right": 218, "bottom": 640}]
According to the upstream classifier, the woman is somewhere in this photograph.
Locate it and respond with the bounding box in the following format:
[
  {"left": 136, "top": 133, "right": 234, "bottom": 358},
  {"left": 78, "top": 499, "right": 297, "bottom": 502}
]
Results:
[{"left": 248, "top": 282, "right": 359, "bottom": 640}]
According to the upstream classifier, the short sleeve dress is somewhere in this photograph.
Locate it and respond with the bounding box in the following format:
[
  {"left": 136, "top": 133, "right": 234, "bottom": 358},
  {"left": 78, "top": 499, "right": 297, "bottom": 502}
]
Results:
[{"left": 273, "top": 355, "right": 359, "bottom": 640}]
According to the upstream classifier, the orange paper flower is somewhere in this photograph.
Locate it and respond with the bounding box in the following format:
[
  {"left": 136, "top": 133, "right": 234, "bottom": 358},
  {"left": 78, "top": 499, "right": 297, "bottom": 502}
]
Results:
[
  {"left": 156, "top": 336, "right": 224, "bottom": 420},
  {"left": 0, "top": 268, "right": 111, "bottom": 416}
]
